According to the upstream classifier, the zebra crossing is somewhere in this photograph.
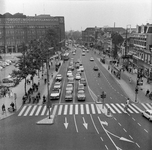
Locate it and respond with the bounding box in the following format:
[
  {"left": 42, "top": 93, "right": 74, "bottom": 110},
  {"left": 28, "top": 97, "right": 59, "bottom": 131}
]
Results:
[{"left": 17, "top": 102, "right": 152, "bottom": 117}]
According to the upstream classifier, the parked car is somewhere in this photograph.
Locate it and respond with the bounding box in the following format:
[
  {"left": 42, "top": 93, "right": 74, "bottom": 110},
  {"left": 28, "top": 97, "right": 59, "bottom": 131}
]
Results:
[
  {"left": 50, "top": 89, "right": 61, "bottom": 100},
  {"left": 67, "top": 71, "right": 73, "bottom": 77},
  {"left": 55, "top": 74, "right": 62, "bottom": 82},
  {"left": 54, "top": 82, "right": 62, "bottom": 89},
  {"left": 142, "top": 109, "right": 152, "bottom": 121},
  {"left": 79, "top": 66, "right": 84, "bottom": 72}
]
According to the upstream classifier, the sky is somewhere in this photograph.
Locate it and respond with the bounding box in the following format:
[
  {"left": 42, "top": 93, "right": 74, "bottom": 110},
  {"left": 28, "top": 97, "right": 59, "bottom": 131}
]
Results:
[{"left": 0, "top": 0, "right": 152, "bottom": 31}]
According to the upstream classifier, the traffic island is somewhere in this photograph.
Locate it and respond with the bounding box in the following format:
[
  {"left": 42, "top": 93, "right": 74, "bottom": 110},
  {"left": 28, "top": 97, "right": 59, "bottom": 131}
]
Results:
[{"left": 36, "top": 115, "right": 55, "bottom": 125}]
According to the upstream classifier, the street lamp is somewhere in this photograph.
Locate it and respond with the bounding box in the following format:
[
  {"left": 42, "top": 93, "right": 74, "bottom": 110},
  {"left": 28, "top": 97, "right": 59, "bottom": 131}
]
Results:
[{"left": 46, "top": 47, "right": 54, "bottom": 119}]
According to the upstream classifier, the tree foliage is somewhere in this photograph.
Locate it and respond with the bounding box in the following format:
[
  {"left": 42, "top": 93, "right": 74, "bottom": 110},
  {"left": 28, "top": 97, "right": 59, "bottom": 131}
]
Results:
[{"left": 11, "top": 27, "right": 59, "bottom": 93}]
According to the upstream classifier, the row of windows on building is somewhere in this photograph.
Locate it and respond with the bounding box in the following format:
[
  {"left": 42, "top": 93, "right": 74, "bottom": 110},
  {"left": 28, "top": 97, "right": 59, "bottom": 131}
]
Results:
[
  {"left": 0, "top": 25, "right": 57, "bottom": 29},
  {"left": 0, "top": 30, "right": 46, "bottom": 35},
  {"left": 133, "top": 40, "right": 146, "bottom": 47}
]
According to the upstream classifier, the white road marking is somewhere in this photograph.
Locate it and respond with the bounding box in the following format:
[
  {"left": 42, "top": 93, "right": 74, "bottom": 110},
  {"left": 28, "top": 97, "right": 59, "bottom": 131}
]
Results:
[
  {"left": 35, "top": 106, "right": 42, "bottom": 116},
  {"left": 74, "top": 115, "right": 78, "bottom": 132},
  {"left": 80, "top": 104, "right": 84, "bottom": 114},
  {"left": 118, "top": 122, "right": 122, "bottom": 126},
  {"left": 145, "top": 103, "right": 152, "bottom": 109},
  {"left": 106, "top": 104, "right": 116, "bottom": 113},
  {"left": 123, "top": 128, "right": 127, "bottom": 132},
  {"left": 69, "top": 104, "right": 73, "bottom": 115},
  {"left": 18, "top": 105, "right": 27, "bottom": 116},
  {"left": 75, "top": 104, "right": 78, "bottom": 115},
  {"left": 100, "top": 137, "right": 103, "bottom": 141},
  {"left": 136, "top": 143, "right": 140, "bottom": 148},
  {"left": 52, "top": 105, "right": 58, "bottom": 116},
  {"left": 91, "top": 104, "right": 96, "bottom": 114},
  {"left": 141, "top": 103, "right": 149, "bottom": 110},
  {"left": 105, "top": 145, "right": 109, "bottom": 150},
  {"left": 86, "top": 104, "right": 90, "bottom": 114},
  {"left": 111, "top": 103, "right": 122, "bottom": 113},
  {"left": 30, "top": 105, "right": 37, "bottom": 116},
  {"left": 58, "top": 105, "right": 63, "bottom": 115},
  {"left": 24, "top": 105, "right": 32, "bottom": 116},
  {"left": 129, "top": 105, "right": 139, "bottom": 113},
  {"left": 132, "top": 117, "right": 135, "bottom": 121},
  {"left": 138, "top": 123, "right": 141, "bottom": 126},
  {"left": 144, "top": 129, "right": 148, "bottom": 133},
  {"left": 129, "top": 135, "right": 133, "bottom": 139},
  {"left": 41, "top": 105, "right": 47, "bottom": 115},
  {"left": 131, "top": 103, "right": 143, "bottom": 112},
  {"left": 64, "top": 105, "right": 68, "bottom": 115}
]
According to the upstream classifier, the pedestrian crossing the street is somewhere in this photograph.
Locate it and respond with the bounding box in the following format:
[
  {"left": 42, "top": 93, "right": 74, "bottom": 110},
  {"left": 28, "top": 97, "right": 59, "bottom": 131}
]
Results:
[{"left": 17, "top": 103, "right": 152, "bottom": 117}]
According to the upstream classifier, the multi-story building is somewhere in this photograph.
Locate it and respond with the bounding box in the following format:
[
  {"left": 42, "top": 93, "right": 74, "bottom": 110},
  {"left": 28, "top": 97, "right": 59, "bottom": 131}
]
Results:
[
  {"left": 0, "top": 13, "right": 65, "bottom": 53},
  {"left": 127, "top": 23, "right": 152, "bottom": 77}
]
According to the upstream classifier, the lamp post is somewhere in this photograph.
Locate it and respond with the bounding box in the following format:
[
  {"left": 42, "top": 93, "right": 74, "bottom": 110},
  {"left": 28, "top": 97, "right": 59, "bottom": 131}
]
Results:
[{"left": 46, "top": 47, "right": 54, "bottom": 119}]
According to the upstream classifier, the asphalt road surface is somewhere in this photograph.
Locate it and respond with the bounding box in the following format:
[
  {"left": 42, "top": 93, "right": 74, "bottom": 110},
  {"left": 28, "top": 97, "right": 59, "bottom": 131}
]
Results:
[{"left": 0, "top": 47, "right": 152, "bottom": 150}]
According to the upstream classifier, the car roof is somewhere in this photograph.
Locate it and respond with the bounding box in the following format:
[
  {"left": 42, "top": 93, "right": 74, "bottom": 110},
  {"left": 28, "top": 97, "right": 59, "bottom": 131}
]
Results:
[{"left": 146, "top": 110, "right": 152, "bottom": 113}]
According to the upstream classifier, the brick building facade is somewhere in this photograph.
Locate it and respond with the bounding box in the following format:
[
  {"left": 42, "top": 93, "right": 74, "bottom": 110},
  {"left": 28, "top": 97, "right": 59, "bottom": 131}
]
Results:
[{"left": 0, "top": 13, "right": 65, "bottom": 53}]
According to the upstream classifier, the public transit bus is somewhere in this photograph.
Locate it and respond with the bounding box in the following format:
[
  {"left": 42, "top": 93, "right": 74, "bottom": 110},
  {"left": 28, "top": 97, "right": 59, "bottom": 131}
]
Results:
[{"left": 62, "top": 52, "right": 69, "bottom": 61}]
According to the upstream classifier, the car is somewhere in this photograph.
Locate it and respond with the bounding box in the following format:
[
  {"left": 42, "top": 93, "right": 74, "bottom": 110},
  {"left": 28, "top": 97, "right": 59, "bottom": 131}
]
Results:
[
  {"left": 77, "top": 90, "right": 86, "bottom": 101},
  {"left": 56, "top": 74, "right": 62, "bottom": 81},
  {"left": 75, "top": 73, "right": 81, "bottom": 80},
  {"left": 66, "top": 83, "right": 73, "bottom": 92},
  {"left": 78, "top": 83, "right": 84, "bottom": 91},
  {"left": 65, "top": 90, "right": 73, "bottom": 101},
  {"left": 79, "top": 66, "right": 84, "bottom": 72},
  {"left": 86, "top": 49, "right": 89, "bottom": 53},
  {"left": 90, "top": 57, "right": 94, "bottom": 61},
  {"left": 142, "top": 109, "right": 152, "bottom": 121},
  {"left": 80, "top": 78, "right": 87, "bottom": 86},
  {"left": 93, "top": 66, "right": 98, "bottom": 71},
  {"left": 67, "top": 71, "right": 73, "bottom": 77},
  {"left": 73, "top": 52, "right": 76, "bottom": 55},
  {"left": 54, "top": 82, "right": 62, "bottom": 89},
  {"left": 50, "top": 89, "right": 61, "bottom": 100},
  {"left": 82, "top": 52, "right": 85, "bottom": 56}
]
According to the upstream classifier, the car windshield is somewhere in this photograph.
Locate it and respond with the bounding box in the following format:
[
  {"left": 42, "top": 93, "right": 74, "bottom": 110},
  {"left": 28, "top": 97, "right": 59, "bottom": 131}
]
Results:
[
  {"left": 78, "top": 90, "right": 84, "bottom": 94},
  {"left": 66, "top": 90, "right": 72, "bottom": 94},
  {"left": 52, "top": 89, "right": 59, "bottom": 93},
  {"left": 67, "top": 84, "right": 72, "bottom": 87}
]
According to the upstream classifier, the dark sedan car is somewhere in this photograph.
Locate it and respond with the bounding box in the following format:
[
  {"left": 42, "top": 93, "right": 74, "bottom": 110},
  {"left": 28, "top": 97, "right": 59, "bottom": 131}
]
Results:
[{"left": 93, "top": 66, "right": 98, "bottom": 71}]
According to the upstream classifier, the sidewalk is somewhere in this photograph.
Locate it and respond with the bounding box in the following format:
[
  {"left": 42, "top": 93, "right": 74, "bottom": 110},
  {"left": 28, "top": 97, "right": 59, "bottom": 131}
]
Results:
[
  {"left": 92, "top": 49, "right": 152, "bottom": 104},
  {"left": 0, "top": 59, "right": 62, "bottom": 120}
]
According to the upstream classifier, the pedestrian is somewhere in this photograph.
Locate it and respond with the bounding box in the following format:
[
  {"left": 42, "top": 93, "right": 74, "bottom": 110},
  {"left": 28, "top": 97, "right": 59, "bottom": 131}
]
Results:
[
  {"left": 10, "top": 102, "right": 15, "bottom": 111},
  {"left": 129, "top": 77, "right": 132, "bottom": 83},
  {"left": 145, "top": 89, "right": 150, "bottom": 96},
  {"left": 108, "top": 65, "right": 110, "bottom": 70},
  {"left": 2, "top": 104, "right": 6, "bottom": 114},
  {"left": 51, "top": 73, "right": 53, "bottom": 78},
  {"left": 44, "top": 78, "right": 47, "bottom": 84}
]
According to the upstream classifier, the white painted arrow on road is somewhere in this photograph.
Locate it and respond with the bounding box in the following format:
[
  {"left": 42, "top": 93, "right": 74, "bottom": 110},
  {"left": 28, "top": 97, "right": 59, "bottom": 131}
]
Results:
[
  {"left": 64, "top": 117, "right": 69, "bottom": 129},
  {"left": 83, "top": 117, "right": 88, "bottom": 129}
]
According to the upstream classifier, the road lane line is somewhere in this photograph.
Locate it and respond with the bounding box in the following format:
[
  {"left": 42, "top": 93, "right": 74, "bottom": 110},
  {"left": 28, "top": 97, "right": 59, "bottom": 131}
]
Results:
[
  {"left": 41, "top": 105, "right": 47, "bottom": 115},
  {"left": 138, "top": 123, "right": 141, "bottom": 126},
  {"left": 69, "top": 104, "right": 73, "bottom": 115},
  {"left": 18, "top": 105, "right": 27, "bottom": 116},
  {"left": 118, "top": 122, "right": 122, "bottom": 126},
  {"left": 24, "top": 105, "right": 32, "bottom": 116},
  {"left": 136, "top": 143, "right": 140, "bottom": 148},
  {"left": 105, "top": 145, "right": 109, "bottom": 150},
  {"left": 91, "top": 104, "right": 96, "bottom": 114},
  {"left": 80, "top": 104, "right": 84, "bottom": 114},
  {"left": 58, "top": 105, "right": 63, "bottom": 115},
  {"left": 144, "top": 129, "right": 148, "bottom": 133},
  {"left": 29, "top": 105, "right": 37, "bottom": 116},
  {"left": 100, "top": 137, "right": 103, "bottom": 141},
  {"left": 86, "top": 104, "right": 90, "bottom": 114},
  {"left": 106, "top": 104, "right": 116, "bottom": 113},
  {"left": 90, "top": 115, "right": 99, "bottom": 134},
  {"left": 74, "top": 115, "right": 78, "bottom": 132},
  {"left": 123, "top": 128, "right": 127, "bottom": 132},
  {"left": 132, "top": 117, "right": 135, "bottom": 121},
  {"left": 129, "top": 135, "right": 133, "bottom": 139},
  {"left": 35, "top": 105, "right": 42, "bottom": 116},
  {"left": 64, "top": 105, "right": 68, "bottom": 115}
]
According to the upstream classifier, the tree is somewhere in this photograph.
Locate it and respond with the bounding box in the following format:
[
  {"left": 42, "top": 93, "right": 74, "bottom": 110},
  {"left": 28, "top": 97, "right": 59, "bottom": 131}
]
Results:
[{"left": 111, "top": 32, "right": 124, "bottom": 59}]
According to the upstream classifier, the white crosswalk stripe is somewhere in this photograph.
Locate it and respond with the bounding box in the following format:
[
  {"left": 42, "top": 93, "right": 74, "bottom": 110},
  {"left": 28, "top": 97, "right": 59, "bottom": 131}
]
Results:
[{"left": 18, "top": 103, "right": 152, "bottom": 116}]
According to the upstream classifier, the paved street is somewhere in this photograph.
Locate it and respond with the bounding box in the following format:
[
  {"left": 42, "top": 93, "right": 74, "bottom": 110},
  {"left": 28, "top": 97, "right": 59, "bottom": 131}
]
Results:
[{"left": 0, "top": 46, "right": 152, "bottom": 150}]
